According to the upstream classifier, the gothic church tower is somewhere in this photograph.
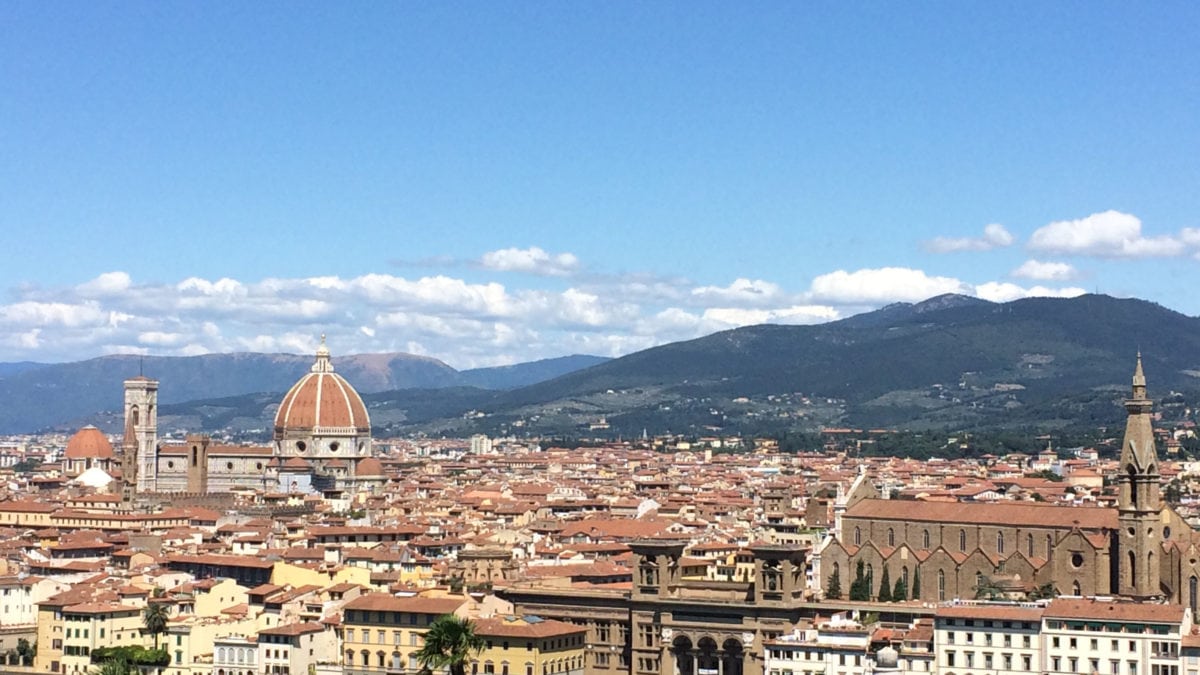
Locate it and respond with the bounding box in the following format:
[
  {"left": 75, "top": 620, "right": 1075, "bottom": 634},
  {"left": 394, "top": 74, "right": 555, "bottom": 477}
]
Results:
[
  {"left": 124, "top": 376, "right": 159, "bottom": 494},
  {"left": 1117, "top": 354, "right": 1163, "bottom": 599}
]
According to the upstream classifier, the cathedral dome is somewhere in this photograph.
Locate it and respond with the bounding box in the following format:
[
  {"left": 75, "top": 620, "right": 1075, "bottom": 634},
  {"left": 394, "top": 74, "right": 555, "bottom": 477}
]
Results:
[
  {"left": 274, "top": 338, "right": 370, "bottom": 437},
  {"left": 65, "top": 426, "right": 114, "bottom": 460}
]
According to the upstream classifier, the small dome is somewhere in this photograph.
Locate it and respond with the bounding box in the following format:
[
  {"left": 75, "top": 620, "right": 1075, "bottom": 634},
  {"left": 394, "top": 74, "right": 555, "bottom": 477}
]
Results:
[
  {"left": 274, "top": 338, "right": 370, "bottom": 436},
  {"left": 65, "top": 426, "right": 114, "bottom": 460},
  {"left": 73, "top": 466, "right": 114, "bottom": 488},
  {"left": 356, "top": 457, "right": 385, "bottom": 477}
]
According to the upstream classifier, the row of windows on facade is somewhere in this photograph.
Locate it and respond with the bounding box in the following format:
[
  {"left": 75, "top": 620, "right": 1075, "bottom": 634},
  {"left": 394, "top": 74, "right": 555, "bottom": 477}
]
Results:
[
  {"left": 945, "top": 652, "right": 1180, "bottom": 675},
  {"left": 342, "top": 651, "right": 582, "bottom": 674},
  {"left": 854, "top": 527, "right": 1058, "bottom": 556},
  {"left": 215, "top": 646, "right": 256, "bottom": 664}
]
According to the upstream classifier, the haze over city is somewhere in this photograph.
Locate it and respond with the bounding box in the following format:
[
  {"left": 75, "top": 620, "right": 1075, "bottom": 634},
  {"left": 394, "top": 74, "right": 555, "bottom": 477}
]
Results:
[{"left": 2, "top": 4, "right": 1198, "bottom": 366}]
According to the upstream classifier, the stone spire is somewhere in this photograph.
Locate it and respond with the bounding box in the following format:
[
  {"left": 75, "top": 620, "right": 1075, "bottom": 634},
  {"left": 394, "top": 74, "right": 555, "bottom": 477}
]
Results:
[
  {"left": 1117, "top": 353, "right": 1162, "bottom": 599},
  {"left": 1120, "top": 352, "right": 1157, "bottom": 471}
]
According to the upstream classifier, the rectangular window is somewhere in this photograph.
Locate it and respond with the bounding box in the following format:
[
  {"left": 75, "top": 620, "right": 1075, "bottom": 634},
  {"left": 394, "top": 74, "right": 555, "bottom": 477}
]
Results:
[
  {"left": 1023, "top": 655, "right": 1032, "bottom": 671},
  {"left": 640, "top": 625, "right": 655, "bottom": 648}
]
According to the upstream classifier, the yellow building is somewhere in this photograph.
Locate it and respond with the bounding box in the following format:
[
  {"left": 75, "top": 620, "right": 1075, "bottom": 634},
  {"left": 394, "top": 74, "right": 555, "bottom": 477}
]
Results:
[
  {"left": 471, "top": 616, "right": 587, "bottom": 675},
  {"left": 341, "top": 593, "right": 467, "bottom": 675},
  {"left": 163, "top": 613, "right": 259, "bottom": 675},
  {"left": 270, "top": 560, "right": 371, "bottom": 589},
  {"left": 59, "top": 602, "right": 149, "bottom": 675},
  {"left": 162, "top": 579, "right": 259, "bottom": 675}
]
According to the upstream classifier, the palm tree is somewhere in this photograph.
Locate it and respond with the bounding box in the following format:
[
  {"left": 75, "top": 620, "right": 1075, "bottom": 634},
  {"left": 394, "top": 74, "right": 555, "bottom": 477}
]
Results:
[
  {"left": 414, "top": 614, "right": 484, "bottom": 675},
  {"left": 142, "top": 602, "right": 170, "bottom": 650}
]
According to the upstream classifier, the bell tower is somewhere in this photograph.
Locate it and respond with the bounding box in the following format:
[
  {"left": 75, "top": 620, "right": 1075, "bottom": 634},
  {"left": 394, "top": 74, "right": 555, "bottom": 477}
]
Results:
[
  {"left": 1117, "top": 354, "right": 1162, "bottom": 599},
  {"left": 124, "top": 376, "right": 159, "bottom": 494}
]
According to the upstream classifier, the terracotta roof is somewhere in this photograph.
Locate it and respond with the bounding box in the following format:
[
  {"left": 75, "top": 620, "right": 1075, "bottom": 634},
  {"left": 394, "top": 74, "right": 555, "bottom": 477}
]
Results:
[
  {"left": 259, "top": 621, "right": 327, "bottom": 636},
  {"left": 343, "top": 593, "right": 465, "bottom": 616},
  {"left": 845, "top": 499, "right": 1118, "bottom": 529},
  {"left": 64, "top": 426, "right": 114, "bottom": 460},
  {"left": 474, "top": 617, "right": 588, "bottom": 639},
  {"left": 936, "top": 604, "right": 1045, "bottom": 621},
  {"left": 1044, "top": 598, "right": 1185, "bottom": 623}
]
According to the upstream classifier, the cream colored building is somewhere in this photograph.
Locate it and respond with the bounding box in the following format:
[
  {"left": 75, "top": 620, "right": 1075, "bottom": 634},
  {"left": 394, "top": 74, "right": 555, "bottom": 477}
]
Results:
[
  {"left": 341, "top": 593, "right": 468, "bottom": 675},
  {"left": 472, "top": 616, "right": 587, "bottom": 675}
]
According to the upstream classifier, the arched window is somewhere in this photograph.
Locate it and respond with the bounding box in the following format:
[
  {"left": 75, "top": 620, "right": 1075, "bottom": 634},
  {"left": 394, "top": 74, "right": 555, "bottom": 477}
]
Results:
[
  {"left": 1189, "top": 576, "right": 1197, "bottom": 614},
  {"left": 1128, "top": 551, "right": 1137, "bottom": 587},
  {"left": 345, "top": 651, "right": 354, "bottom": 665},
  {"left": 866, "top": 564, "right": 874, "bottom": 594},
  {"left": 1072, "top": 580, "right": 1081, "bottom": 595},
  {"left": 1128, "top": 465, "right": 1139, "bottom": 507},
  {"left": 996, "top": 532, "right": 1005, "bottom": 554},
  {"left": 1047, "top": 534, "right": 1053, "bottom": 559},
  {"left": 1027, "top": 533, "right": 1034, "bottom": 557},
  {"left": 887, "top": 528, "right": 895, "bottom": 547},
  {"left": 854, "top": 527, "right": 861, "bottom": 546},
  {"left": 959, "top": 529, "right": 966, "bottom": 551},
  {"left": 922, "top": 529, "right": 930, "bottom": 549},
  {"left": 937, "top": 569, "right": 946, "bottom": 601}
]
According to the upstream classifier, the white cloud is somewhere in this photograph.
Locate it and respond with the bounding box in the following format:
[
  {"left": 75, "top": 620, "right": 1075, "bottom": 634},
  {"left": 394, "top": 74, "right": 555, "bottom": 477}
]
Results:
[
  {"left": 925, "top": 223, "right": 1014, "bottom": 253},
  {"left": 1028, "top": 210, "right": 1186, "bottom": 258},
  {"left": 0, "top": 261, "right": 1138, "bottom": 367},
  {"left": 974, "top": 282, "right": 1087, "bottom": 303},
  {"left": 76, "top": 271, "right": 132, "bottom": 297},
  {"left": 1010, "top": 259, "right": 1079, "bottom": 281},
  {"left": 809, "top": 267, "right": 970, "bottom": 304},
  {"left": 691, "top": 278, "right": 783, "bottom": 306},
  {"left": 702, "top": 305, "right": 839, "bottom": 327},
  {"left": 478, "top": 246, "right": 580, "bottom": 276},
  {"left": 0, "top": 301, "right": 108, "bottom": 327}
]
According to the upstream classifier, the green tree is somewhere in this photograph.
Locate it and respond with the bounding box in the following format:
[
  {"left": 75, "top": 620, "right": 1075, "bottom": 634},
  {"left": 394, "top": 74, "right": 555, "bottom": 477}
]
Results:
[
  {"left": 142, "top": 603, "right": 170, "bottom": 650},
  {"left": 849, "top": 560, "right": 869, "bottom": 601},
  {"left": 92, "top": 658, "right": 133, "bottom": 675},
  {"left": 910, "top": 568, "right": 921, "bottom": 600},
  {"left": 15, "top": 638, "right": 34, "bottom": 666},
  {"left": 825, "top": 566, "right": 842, "bottom": 600},
  {"left": 414, "top": 614, "right": 484, "bottom": 675},
  {"left": 877, "top": 566, "right": 892, "bottom": 602},
  {"left": 974, "top": 575, "right": 1003, "bottom": 600},
  {"left": 892, "top": 575, "right": 907, "bottom": 602},
  {"left": 1030, "top": 582, "right": 1057, "bottom": 600}
]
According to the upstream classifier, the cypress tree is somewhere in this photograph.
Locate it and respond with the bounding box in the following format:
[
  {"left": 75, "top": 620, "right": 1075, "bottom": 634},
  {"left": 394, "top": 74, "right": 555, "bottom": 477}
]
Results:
[
  {"left": 893, "top": 576, "right": 907, "bottom": 601},
  {"left": 877, "top": 565, "right": 892, "bottom": 602},
  {"left": 850, "top": 559, "right": 868, "bottom": 601},
  {"left": 911, "top": 567, "right": 921, "bottom": 600},
  {"left": 826, "top": 566, "right": 843, "bottom": 600}
]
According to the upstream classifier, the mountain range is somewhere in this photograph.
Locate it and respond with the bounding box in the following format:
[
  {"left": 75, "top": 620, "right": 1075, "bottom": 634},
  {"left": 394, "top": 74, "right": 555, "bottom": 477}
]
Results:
[
  {"left": 0, "top": 352, "right": 607, "bottom": 434},
  {"left": 6, "top": 293, "right": 1200, "bottom": 437}
]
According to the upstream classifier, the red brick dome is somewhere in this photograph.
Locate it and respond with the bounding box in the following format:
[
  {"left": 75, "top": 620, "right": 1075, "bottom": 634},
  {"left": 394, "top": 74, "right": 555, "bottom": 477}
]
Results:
[
  {"left": 64, "top": 425, "right": 114, "bottom": 460},
  {"left": 274, "top": 338, "right": 370, "bottom": 435},
  {"left": 356, "top": 457, "right": 385, "bottom": 477}
]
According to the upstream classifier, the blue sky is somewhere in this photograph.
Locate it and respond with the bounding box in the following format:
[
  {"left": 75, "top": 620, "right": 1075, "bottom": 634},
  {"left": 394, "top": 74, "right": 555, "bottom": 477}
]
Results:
[{"left": 2, "top": 3, "right": 1199, "bottom": 365}]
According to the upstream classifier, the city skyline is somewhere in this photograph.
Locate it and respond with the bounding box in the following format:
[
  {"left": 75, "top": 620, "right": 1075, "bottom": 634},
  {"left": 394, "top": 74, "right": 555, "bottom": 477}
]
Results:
[{"left": 2, "top": 4, "right": 1199, "bottom": 365}]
